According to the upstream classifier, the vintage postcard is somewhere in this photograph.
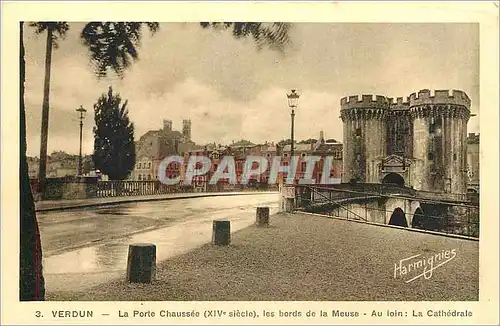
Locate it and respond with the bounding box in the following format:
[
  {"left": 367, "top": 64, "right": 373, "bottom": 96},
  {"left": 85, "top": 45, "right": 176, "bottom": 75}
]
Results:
[{"left": 1, "top": 1, "right": 499, "bottom": 325}]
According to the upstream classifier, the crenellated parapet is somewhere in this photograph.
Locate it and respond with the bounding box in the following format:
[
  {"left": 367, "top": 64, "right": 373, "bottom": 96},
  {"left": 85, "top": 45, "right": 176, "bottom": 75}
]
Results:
[
  {"left": 407, "top": 89, "right": 471, "bottom": 121},
  {"left": 340, "top": 107, "right": 388, "bottom": 121},
  {"left": 408, "top": 89, "right": 471, "bottom": 108},
  {"left": 388, "top": 97, "right": 411, "bottom": 111},
  {"left": 340, "top": 95, "right": 390, "bottom": 121},
  {"left": 409, "top": 104, "right": 470, "bottom": 121},
  {"left": 340, "top": 94, "right": 390, "bottom": 110},
  {"left": 340, "top": 89, "right": 471, "bottom": 122}
]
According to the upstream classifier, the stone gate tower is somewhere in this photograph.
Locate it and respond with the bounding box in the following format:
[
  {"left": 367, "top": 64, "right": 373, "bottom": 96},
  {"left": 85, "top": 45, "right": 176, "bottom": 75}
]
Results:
[
  {"left": 340, "top": 95, "right": 388, "bottom": 183},
  {"left": 409, "top": 89, "right": 471, "bottom": 194},
  {"left": 340, "top": 89, "right": 471, "bottom": 195}
]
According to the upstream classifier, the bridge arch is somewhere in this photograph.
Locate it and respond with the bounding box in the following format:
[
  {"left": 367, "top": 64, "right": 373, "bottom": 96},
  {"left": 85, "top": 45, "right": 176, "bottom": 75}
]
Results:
[
  {"left": 382, "top": 173, "right": 405, "bottom": 186},
  {"left": 385, "top": 197, "right": 416, "bottom": 226},
  {"left": 388, "top": 207, "right": 408, "bottom": 227},
  {"left": 411, "top": 207, "right": 425, "bottom": 229}
]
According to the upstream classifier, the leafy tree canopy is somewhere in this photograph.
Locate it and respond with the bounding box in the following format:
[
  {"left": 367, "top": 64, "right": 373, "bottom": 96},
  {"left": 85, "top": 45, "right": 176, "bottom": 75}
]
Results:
[
  {"left": 29, "top": 22, "right": 70, "bottom": 48},
  {"left": 200, "top": 22, "right": 291, "bottom": 52},
  {"left": 81, "top": 22, "right": 291, "bottom": 78},
  {"left": 299, "top": 138, "right": 317, "bottom": 144},
  {"left": 81, "top": 22, "right": 160, "bottom": 77},
  {"left": 92, "top": 86, "right": 136, "bottom": 180}
]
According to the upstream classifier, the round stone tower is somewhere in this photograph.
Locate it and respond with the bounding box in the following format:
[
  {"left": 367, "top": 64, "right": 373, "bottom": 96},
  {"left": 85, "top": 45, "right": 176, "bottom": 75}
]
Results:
[
  {"left": 340, "top": 95, "right": 389, "bottom": 183},
  {"left": 409, "top": 89, "right": 471, "bottom": 194}
]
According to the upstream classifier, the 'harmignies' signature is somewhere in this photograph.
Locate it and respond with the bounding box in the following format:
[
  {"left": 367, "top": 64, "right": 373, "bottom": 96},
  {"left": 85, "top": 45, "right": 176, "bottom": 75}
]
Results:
[{"left": 394, "top": 249, "right": 457, "bottom": 283}]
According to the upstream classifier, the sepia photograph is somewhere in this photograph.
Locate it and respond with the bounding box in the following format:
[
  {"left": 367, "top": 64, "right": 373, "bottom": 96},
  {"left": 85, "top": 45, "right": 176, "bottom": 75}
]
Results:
[
  {"left": 2, "top": 2, "right": 498, "bottom": 325},
  {"left": 18, "top": 20, "right": 481, "bottom": 302}
]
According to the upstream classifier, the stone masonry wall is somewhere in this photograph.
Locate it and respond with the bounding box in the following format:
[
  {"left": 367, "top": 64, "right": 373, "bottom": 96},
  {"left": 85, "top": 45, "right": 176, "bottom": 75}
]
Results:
[{"left": 340, "top": 89, "right": 471, "bottom": 195}]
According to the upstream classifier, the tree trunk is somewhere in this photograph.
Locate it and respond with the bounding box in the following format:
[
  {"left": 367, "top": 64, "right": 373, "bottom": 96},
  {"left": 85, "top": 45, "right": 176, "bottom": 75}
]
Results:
[
  {"left": 20, "top": 22, "right": 46, "bottom": 301},
  {"left": 38, "top": 27, "right": 53, "bottom": 196}
]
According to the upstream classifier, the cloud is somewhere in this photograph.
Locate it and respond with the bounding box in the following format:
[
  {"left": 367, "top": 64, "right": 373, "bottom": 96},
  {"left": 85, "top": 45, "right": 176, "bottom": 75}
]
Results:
[{"left": 23, "top": 22, "right": 479, "bottom": 157}]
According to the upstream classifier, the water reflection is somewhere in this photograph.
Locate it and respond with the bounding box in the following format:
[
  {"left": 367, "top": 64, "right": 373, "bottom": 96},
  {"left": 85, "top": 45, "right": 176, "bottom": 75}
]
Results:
[
  {"left": 44, "top": 204, "right": 278, "bottom": 275},
  {"left": 95, "top": 208, "right": 130, "bottom": 215},
  {"left": 42, "top": 194, "right": 278, "bottom": 291},
  {"left": 94, "top": 242, "right": 129, "bottom": 270},
  {"left": 44, "top": 247, "right": 99, "bottom": 274}
]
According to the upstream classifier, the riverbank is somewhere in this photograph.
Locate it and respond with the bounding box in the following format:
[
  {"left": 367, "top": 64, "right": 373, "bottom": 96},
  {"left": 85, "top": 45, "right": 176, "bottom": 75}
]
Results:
[{"left": 35, "top": 190, "right": 279, "bottom": 212}]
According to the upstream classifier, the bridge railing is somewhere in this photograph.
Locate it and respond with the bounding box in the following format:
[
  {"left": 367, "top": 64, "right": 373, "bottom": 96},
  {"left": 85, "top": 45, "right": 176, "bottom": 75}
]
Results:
[
  {"left": 295, "top": 184, "right": 378, "bottom": 222},
  {"left": 294, "top": 183, "right": 479, "bottom": 239},
  {"left": 296, "top": 183, "right": 477, "bottom": 205},
  {"left": 415, "top": 190, "right": 467, "bottom": 202},
  {"left": 294, "top": 183, "right": 417, "bottom": 206},
  {"left": 95, "top": 181, "right": 279, "bottom": 198},
  {"left": 34, "top": 178, "right": 279, "bottom": 201},
  {"left": 95, "top": 181, "right": 194, "bottom": 198}
]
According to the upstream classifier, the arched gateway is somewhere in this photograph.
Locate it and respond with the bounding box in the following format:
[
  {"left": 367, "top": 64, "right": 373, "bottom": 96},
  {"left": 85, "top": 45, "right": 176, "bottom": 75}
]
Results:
[{"left": 382, "top": 173, "right": 405, "bottom": 186}]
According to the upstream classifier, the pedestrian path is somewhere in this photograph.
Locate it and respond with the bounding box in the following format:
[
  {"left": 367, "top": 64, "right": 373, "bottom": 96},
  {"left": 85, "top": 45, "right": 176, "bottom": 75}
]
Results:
[
  {"left": 35, "top": 191, "right": 279, "bottom": 212},
  {"left": 47, "top": 212, "right": 479, "bottom": 301}
]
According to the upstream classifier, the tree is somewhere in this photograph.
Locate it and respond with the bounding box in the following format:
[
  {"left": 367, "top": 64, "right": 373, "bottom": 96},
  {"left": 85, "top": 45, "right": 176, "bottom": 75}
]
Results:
[
  {"left": 20, "top": 22, "right": 45, "bottom": 301},
  {"left": 277, "top": 139, "right": 292, "bottom": 147},
  {"left": 299, "top": 138, "right": 317, "bottom": 144},
  {"left": 81, "top": 22, "right": 291, "bottom": 77},
  {"left": 80, "top": 22, "right": 160, "bottom": 78},
  {"left": 21, "top": 21, "right": 291, "bottom": 301},
  {"left": 29, "top": 22, "right": 70, "bottom": 196},
  {"left": 93, "top": 87, "right": 136, "bottom": 180},
  {"left": 199, "top": 22, "right": 291, "bottom": 52}
]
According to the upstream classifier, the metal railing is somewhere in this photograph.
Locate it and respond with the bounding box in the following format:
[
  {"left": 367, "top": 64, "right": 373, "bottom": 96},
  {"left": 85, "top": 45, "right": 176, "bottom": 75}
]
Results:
[
  {"left": 301, "top": 185, "right": 369, "bottom": 221},
  {"left": 415, "top": 189, "right": 467, "bottom": 202},
  {"left": 30, "top": 177, "right": 280, "bottom": 200},
  {"left": 296, "top": 183, "right": 479, "bottom": 207},
  {"left": 95, "top": 181, "right": 193, "bottom": 198},
  {"left": 294, "top": 183, "right": 479, "bottom": 239}
]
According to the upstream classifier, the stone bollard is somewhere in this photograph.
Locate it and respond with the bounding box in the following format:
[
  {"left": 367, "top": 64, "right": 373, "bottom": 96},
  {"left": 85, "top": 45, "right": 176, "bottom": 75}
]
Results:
[
  {"left": 126, "top": 243, "right": 156, "bottom": 283},
  {"left": 256, "top": 207, "right": 270, "bottom": 226},
  {"left": 212, "top": 220, "right": 230, "bottom": 246}
]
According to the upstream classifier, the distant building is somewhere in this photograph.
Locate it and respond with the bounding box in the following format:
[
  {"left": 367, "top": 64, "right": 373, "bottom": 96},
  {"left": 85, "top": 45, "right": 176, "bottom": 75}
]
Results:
[
  {"left": 28, "top": 152, "right": 94, "bottom": 180},
  {"left": 183, "top": 146, "right": 211, "bottom": 187},
  {"left": 311, "top": 131, "right": 343, "bottom": 182},
  {"left": 132, "top": 119, "right": 197, "bottom": 181},
  {"left": 46, "top": 151, "right": 78, "bottom": 178},
  {"left": 182, "top": 119, "right": 192, "bottom": 142},
  {"left": 229, "top": 139, "right": 256, "bottom": 153},
  {"left": 281, "top": 143, "right": 316, "bottom": 181},
  {"left": 281, "top": 131, "right": 343, "bottom": 183},
  {"left": 234, "top": 142, "right": 278, "bottom": 185}
]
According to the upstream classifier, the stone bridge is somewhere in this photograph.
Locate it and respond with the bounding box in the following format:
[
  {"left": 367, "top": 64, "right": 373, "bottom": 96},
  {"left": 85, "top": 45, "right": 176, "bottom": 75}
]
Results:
[
  {"left": 325, "top": 196, "right": 422, "bottom": 227},
  {"left": 294, "top": 183, "right": 479, "bottom": 233}
]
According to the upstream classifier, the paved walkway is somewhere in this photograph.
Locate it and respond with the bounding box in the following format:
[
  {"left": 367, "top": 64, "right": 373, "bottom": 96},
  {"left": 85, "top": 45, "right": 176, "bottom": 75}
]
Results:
[
  {"left": 35, "top": 191, "right": 279, "bottom": 212},
  {"left": 47, "top": 212, "right": 479, "bottom": 301}
]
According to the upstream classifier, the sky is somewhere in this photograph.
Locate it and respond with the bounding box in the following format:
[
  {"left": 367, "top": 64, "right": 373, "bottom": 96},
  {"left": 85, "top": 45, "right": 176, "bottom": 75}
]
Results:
[{"left": 23, "top": 23, "right": 479, "bottom": 157}]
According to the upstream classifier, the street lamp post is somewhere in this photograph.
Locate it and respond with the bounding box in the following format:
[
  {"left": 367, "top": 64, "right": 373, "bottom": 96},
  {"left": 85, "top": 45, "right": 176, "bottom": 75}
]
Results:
[
  {"left": 287, "top": 89, "right": 300, "bottom": 179},
  {"left": 76, "top": 105, "right": 87, "bottom": 176}
]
